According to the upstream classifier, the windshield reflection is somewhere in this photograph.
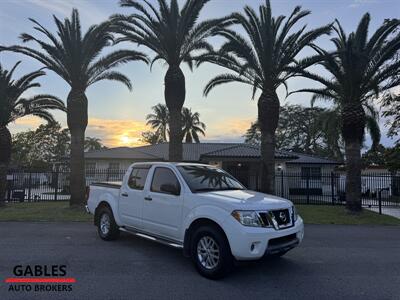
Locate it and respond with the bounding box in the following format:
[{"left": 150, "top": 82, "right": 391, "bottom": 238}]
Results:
[{"left": 177, "top": 165, "right": 245, "bottom": 193}]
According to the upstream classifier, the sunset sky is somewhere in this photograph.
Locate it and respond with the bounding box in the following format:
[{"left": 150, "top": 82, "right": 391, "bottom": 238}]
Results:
[{"left": 1, "top": 0, "right": 399, "bottom": 148}]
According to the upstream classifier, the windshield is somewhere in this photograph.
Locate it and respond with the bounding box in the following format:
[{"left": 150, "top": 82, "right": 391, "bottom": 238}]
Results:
[{"left": 177, "top": 165, "right": 245, "bottom": 193}]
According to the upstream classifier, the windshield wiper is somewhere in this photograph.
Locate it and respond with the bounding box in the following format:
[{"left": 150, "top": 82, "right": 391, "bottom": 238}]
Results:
[
  {"left": 194, "top": 188, "right": 218, "bottom": 193},
  {"left": 194, "top": 187, "right": 243, "bottom": 193}
]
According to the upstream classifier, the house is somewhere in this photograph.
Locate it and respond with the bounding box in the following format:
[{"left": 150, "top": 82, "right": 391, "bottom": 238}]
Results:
[{"left": 84, "top": 143, "right": 340, "bottom": 193}]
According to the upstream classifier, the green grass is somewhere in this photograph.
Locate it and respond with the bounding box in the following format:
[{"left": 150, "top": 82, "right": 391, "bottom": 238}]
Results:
[
  {"left": 0, "top": 202, "right": 399, "bottom": 225},
  {"left": 297, "top": 205, "right": 400, "bottom": 226},
  {"left": 0, "top": 202, "right": 92, "bottom": 222}
]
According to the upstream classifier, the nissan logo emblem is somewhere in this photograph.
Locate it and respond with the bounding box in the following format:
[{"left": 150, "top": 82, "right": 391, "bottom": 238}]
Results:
[{"left": 279, "top": 211, "right": 287, "bottom": 222}]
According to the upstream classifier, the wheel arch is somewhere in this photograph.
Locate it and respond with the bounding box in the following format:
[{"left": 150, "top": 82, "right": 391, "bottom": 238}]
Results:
[
  {"left": 94, "top": 201, "right": 113, "bottom": 226},
  {"left": 183, "top": 217, "right": 231, "bottom": 257}
]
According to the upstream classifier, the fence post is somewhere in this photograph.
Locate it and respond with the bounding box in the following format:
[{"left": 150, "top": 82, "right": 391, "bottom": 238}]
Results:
[
  {"left": 7, "top": 174, "right": 12, "bottom": 202},
  {"left": 378, "top": 190, "right": 382, "bottom": 215},
  {"left": 280, "top": 171, "right": 284, "bottom": 197},
  {"left": 27, "top": 171, "right": 32, "bottom": 202},
  {"left": 331, "top": 172, "right": 335, "bottom": 205},
  {"left": 306, "top": 172, "right": 310, "bottom": 204},
  {"left": 54, "top": 167, "right": 59, "bottom": 201}
]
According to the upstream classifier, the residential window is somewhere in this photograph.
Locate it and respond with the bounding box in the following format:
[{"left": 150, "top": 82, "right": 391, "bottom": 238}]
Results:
[
  {"left": 108, "top": 162, "right": 120, "bottom": 171},
  {"left": 151, "top": 168, "right": 180, "bottom": 195},
  {"left": 128, "top": 168, "right": 149, "bottom": 190},
  {"left": 301, "top": 167, "right": 321, "bottom": 180},
  {"left": 86, "top": 162, "right": 96, "bottom": 174}
]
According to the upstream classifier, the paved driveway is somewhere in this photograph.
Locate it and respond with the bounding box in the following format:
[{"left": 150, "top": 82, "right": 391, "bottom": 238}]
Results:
[{"left": 0, "top": 222, "right": 399, "bottom": 300}]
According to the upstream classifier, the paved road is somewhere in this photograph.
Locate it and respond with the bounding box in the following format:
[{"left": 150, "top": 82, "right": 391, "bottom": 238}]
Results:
[{"left": 0, "top": 222, "right": 399, "bottom": 300}]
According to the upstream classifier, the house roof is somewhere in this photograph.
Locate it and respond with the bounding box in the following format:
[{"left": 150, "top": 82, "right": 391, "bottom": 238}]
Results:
[
  {"left": 85, "top": 143, "right": 340, "bottom": 165},
  {"left": 85, "top": 147, "right": 160, "bottom": 160},
  {"left": 281, "top": 151, "right": 339, "bottom": 165},
  {"left": 201, "top": 144, "right": 296, "bottom": 159}
]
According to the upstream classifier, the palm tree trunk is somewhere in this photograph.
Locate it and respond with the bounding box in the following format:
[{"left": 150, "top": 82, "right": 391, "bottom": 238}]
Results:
[
  {"left": 165, "top": 65, "right": 185, "bottom": 161},
  {"left": 258, "top": 90, "right": 280, "bottom": 194},
  {"left": 342, "top": 102, "right": 365, "bottom": 212},
  {"left": 67, "top": 89, "right": 88, "bottom": 207},
  {"left": 344, "top": 139, "right": 362, "bottom": 211},
  {"left": 0, "top": 126, "right": 11, "bottom": 207}
]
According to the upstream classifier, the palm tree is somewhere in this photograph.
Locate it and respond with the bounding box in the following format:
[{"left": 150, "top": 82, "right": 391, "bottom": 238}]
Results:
[
  {"left": 196, "top": 0, "right": 331, "bottom": 194},
  {"left": 1, "top": 9, "right": 148, "bottom": 207},
  {"left": 146, "top": 104, "right": 169, "bottom": 142},
  {"left": 293, "top": 14, "right": 400, "bottom": 211},
  {"left": 181, "top": 107, "right": 206, "bottom": 143},
  {"left": 113, "top": 0, "right": 224, "bottom": 161},
  {"left": 0, "top": 62, "right": 65, "bottom": 206},
  {"left": 84, "top": 137, "right": 105, "bottom": 151}
]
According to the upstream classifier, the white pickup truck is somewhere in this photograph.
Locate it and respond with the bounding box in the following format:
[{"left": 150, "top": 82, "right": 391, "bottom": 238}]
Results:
[{"left": 86, "top": 162, "right": 304, "bottom": 278}]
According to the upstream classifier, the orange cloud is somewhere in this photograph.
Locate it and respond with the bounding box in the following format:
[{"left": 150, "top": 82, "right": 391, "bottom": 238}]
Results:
[
  {"left": 9, "top": 115, "right": 253, "bottom": 147},
  {"left": 206, "top": 117, "right": 253, "bottom": 140},
  {"left": 87, "top": 118, "right": 149, "bottom": 147}
]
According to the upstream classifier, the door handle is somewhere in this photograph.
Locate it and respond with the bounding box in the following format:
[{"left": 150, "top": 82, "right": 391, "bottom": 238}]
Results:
[
  {"left": 144, "top": 196, "right": 152, "bottom": 201},
  {"left": 121, "top": 193, "right": 128, "bottom": 197}
]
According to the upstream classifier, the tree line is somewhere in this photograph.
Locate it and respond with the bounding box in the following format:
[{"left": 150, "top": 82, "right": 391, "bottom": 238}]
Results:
[{"left": 0, "top": 0, "right": 399, "bottom": 212}]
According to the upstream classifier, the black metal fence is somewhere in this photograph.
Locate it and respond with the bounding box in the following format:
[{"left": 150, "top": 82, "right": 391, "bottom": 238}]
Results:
[
  {"left": 273, "top": 171, "right": 399, "bottom": 208},
  {"left": 4, "top": 169, "right": 126, "bottom": 203},
  {"left": 4, "top": 169, "right": 400, "bottom": 208}
]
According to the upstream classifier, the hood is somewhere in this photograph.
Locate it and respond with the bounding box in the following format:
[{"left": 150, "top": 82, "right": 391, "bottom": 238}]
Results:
[{"left": 199, "top": 189, "right": 292, "bottom": 210}]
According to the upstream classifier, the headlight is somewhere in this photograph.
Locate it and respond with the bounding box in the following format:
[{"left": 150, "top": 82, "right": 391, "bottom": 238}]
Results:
[
  {"left": 231, "top": 210, "right": 264, "bottom": 227},
  {"left": 293, "top": 205, "right": 298, "bottom": 222}
]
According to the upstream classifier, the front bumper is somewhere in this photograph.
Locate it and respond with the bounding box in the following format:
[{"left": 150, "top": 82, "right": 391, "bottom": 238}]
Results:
[{"left": 223, "top": 215, "right": 304, "bottom": 260}]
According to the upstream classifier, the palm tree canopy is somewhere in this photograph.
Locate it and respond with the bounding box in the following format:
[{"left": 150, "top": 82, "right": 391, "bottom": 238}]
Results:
[
  {"left": 145, "top": 103, "right": 206, "bottom": 143},
  {"left": 181, "top": 107, "right": 206, "bottom": 143},
  {"left": 319, "top": 104, "right": 381, "bottom": 150},
  {"left": 84, "top": 137, "right": 105, "bottom": 151},
  {"left": 0, "top": 62, "right": 66, "bottom": 127},
  {"left": 113, "top": 0, "right": 225, "bottom": 69},
  {"left": 196, "top": 0, "right": 331, "bottom": 98},
  {"left": 1, "top": 9, "right": 148, "bottom": 92},
  {"left": 295, "top": 14, "right": 400, "bottom": 105},
  {"left": 146, "top": 103, "right": 169, "bottom": 141}
]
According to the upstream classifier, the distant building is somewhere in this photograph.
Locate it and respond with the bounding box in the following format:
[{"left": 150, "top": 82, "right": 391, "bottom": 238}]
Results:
[{"left": 84, "top": 143, "right": 340, "bottom": 192}]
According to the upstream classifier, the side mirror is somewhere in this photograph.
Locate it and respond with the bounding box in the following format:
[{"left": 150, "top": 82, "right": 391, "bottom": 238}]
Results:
[{"left": 160, "top": 183, "right": 180, "bottom": 196}]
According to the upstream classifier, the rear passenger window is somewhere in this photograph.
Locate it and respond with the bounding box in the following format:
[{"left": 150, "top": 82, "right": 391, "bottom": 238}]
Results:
[{"left": 128, "top": 168, "right": 149, "bottom": 190}]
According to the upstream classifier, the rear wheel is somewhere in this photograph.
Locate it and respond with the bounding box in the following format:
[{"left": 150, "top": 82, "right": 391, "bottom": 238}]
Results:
[
  {"left": 190, "top": 226, "right": 233, "bottom": 279},
  {"left": 97, "top": 207, "right": 120, "bottom": 241}
]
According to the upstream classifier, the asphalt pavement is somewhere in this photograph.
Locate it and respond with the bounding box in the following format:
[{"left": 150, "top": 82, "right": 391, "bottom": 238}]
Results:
[{"left": 0, "top": 222, "right": 399, "bottom": 300}]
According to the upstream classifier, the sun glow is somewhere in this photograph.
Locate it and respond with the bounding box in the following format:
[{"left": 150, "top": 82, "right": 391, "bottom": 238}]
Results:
[{"left": 120, "top": 135, "right": 132, "bottom": 145}]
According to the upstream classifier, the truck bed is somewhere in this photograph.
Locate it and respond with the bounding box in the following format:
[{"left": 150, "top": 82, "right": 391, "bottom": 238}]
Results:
[{"left": 91, "top": 181, "right": 122, "bottom": 189}]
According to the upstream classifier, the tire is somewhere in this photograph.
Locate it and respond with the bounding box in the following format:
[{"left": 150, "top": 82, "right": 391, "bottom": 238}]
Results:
[
  {"left": 97, "top": 206, "right": 120, "bottom": 241},
  {"left": 190, "top": 225, "right": 233, "bottom": 279}
]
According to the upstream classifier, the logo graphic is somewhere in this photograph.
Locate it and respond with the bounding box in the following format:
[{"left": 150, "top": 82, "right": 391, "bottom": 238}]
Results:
[
  {"left": 4, "top": 265, "right": 76, "bottom": 293},
  {"left": 279, "top": 211, "right": 287, "bottom": 223}
]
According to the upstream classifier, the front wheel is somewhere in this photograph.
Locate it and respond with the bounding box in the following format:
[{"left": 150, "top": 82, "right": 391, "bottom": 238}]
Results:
[
  {"left": 97, "top": 207, "right": 120, "bottom": 241},
  {"left": 191, "top": 226, "right": 233, "bottom": 279}
]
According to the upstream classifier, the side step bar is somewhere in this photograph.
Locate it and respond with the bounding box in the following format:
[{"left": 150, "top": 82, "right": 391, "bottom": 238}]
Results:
[{"left": 119, "top": 227, "right": 183, "bottom": 249}]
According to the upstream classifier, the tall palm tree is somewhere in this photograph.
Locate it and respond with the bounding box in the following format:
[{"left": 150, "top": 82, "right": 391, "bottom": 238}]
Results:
[
  {"left": 293, "top": 14, "right": 400, "bottom": 211},
  {"left": 146, "top": 103, "right": 169, "bottom": 142},
  {"left": 84, "top": 137, "right": 105, "bottom": 151},
  {"left": 181, "top": 107, "right": 206, "bottom": 143},
  {"left": 1, "top": 9, "right": 148, "bottom": 207},
  {"left": 113, "top": 0, "right": 224, "bottom": 161},
  {"left": 0, "top": 62, "right": 65, "bottom": 206},
  {"left": 196, "top": 0, "right": 331, "bottom": 194}
]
